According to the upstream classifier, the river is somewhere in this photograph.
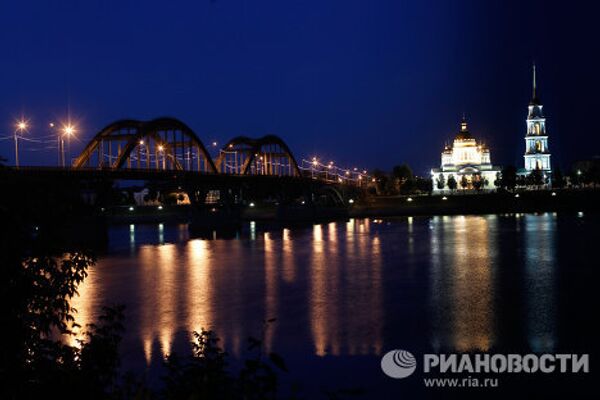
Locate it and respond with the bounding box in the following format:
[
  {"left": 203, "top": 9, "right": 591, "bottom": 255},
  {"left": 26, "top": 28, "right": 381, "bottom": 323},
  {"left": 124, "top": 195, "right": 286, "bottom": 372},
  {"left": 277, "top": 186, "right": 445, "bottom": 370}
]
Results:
[{"left": 68, "top": 213, "right": 598, "bottom": 398}]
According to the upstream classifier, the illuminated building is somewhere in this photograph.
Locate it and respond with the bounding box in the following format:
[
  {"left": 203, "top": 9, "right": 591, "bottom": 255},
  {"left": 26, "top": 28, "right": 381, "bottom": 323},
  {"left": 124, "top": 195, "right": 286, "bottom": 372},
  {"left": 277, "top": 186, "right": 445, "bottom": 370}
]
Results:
[
  {"left": 520, "top": 64, "right": 552, "bottom": 176},
  {"left": 431, "top": 116, "right": 501, "bottom": 192}
]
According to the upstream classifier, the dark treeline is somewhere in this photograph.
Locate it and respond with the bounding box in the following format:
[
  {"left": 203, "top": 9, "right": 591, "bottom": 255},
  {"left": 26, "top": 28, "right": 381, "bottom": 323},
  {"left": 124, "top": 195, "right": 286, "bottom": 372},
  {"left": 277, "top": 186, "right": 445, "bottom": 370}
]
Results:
[
  {"left": 370, "top": 158, "right": 600, "bottom": 195},
  {"left": 369, "top": 164, "right": 432, "bottom": 196}
]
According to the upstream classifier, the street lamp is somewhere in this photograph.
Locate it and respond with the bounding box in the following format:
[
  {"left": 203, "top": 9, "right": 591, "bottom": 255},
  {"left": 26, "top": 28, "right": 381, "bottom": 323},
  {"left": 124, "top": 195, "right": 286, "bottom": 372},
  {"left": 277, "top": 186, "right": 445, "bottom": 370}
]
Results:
[
  {"left": 311, "top": 157, "right": 318, "bottom": 179},
  {"left": 157, "top": 144, "right": 165, "bottom": 169},
  {"left": 59, "top": 123, "right": 76, "bottom": 167},
  {"left": 14, "top": 119, "right": 28, "bottom": 168}
]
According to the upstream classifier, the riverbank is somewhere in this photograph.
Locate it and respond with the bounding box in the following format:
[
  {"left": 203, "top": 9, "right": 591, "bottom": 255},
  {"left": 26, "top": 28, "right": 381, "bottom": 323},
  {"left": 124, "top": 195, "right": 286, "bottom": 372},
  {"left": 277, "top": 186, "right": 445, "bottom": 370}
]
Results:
[
  {"left": 350, "top": 189, "right": 600, "bottom": 217},
  {"left": 98, "top": 189, "right": 600, "bottom": 226}
]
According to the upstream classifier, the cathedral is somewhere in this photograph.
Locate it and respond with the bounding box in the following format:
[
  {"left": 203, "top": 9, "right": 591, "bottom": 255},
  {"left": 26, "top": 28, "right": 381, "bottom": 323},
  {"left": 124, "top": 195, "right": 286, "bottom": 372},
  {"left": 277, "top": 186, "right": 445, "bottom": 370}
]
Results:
[
  {"left": 430, "top": 116, "right": 502, "bottom": 192},
  {"left": 431, "top": 64, "right": 552, "bottom": 193}
]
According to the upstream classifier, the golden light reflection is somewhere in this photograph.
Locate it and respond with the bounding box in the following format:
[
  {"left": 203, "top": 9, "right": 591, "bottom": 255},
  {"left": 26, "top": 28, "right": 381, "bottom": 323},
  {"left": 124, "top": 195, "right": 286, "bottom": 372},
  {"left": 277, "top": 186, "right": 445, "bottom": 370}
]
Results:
[
  {"left": 157, "top": 244, "right": 176, "bottom": 357},
  {"left": 309, "top": 220, "right": 383, "bottom": 357},
  {"left": 282, "top": 228, "right": 295, "bottom": 283},
  {"left": 138, "top": 243, "right": 179, "bottom": 363},
  {"left": 69, "top": 220, "right": 389, "bottom": 366},
  {"left": 264, "top": 232, "right": 277, "bottom": 352},
  {"left": 371, "top": 235, "right": 383, "bottom": 355},
  {"left": 328, "top": 222, "right": 337, "bottom": 243},
  {"left": 139, "top": 246, "right": 155, "bottom": 365},
  {"left": 186, "top": 240, "right": 212, "bottom": 343},
  {"left": 430, "top": 216, "right": 496, "bottom": 352},
  {"left": 310, "top": 224, "right": 329, "bottom": 356},
  {"left": 143, "top": 337, "right": 153, "bottom": 366},
  {"left": 66, "top": 259, "right": 95, "bottom": 348}
]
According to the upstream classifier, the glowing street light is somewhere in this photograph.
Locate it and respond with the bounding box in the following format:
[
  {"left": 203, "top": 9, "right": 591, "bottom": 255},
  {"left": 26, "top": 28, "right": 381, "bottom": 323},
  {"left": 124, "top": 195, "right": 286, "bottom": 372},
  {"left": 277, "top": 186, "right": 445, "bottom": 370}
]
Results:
[
  {"left": 58, "top": 123, "right": 76, "bottom": 167},
  {"left": 63, "top": 124, "right": 75, "bottom": 136},
  {"left": 14, "top": 119, "right": 28, "bottom": 168},
  {"left": 311, "top": 157, "right": 318, "bottom": 178},
  {"left": 156, "top": 145, "right": 167, "bottom": 169}
]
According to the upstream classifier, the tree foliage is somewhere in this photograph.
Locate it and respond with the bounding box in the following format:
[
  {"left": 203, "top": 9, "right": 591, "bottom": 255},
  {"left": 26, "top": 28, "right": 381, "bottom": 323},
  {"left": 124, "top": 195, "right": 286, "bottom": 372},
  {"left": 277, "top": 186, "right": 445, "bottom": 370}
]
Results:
[
  {"left": 499, "top": 165, "right": 517, "bottom": 191},
  {"left": 447, "top": 175, "right": 457, "bottom": 191}
]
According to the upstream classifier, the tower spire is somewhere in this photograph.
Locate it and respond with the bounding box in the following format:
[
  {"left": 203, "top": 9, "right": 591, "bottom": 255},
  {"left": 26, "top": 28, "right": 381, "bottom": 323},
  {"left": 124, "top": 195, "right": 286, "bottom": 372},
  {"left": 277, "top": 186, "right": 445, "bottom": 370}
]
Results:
[
  {"left": 529, "top": 63, "right": 541, "bottom": 106},
  {"left": 532, "top": 63, "right": 537, "bottom": 99}
]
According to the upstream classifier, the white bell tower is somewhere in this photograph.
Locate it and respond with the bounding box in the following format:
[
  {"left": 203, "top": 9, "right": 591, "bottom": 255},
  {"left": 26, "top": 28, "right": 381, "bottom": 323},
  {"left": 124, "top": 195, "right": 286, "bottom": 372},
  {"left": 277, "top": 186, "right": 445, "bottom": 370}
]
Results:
[{"left": 524, "top": 64, "right": 551, "bottom": 173}]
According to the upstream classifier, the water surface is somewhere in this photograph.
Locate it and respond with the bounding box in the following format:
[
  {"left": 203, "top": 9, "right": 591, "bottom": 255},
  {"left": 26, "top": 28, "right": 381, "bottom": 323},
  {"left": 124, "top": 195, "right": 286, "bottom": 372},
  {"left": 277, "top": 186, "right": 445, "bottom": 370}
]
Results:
[{"left": 70, "top": 214, "right": 599, "bottom": 397}]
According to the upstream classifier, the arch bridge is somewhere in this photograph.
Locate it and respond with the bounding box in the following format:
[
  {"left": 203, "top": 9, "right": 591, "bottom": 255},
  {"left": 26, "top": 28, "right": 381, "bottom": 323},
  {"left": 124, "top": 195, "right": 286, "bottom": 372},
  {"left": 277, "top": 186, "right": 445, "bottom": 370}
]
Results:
[
  {"left": 73, "top": 117, "right": 302, "bottom": 179},
  {"left": 214, "top": 135, "right": 301, "bottom": 177},
  {"left": 73, "top": 118, "right": 217, "bottom": 173}
]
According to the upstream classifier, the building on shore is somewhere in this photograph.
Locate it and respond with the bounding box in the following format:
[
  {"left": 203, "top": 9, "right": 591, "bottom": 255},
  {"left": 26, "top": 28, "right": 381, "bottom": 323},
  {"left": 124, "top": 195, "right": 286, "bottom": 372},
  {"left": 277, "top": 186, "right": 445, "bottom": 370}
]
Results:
[
  {"left": 518, "top": 64, "right": 552, "bottom": 182},
  {"left": 431, "top": 116, "right": 502, "bottom": 193}
]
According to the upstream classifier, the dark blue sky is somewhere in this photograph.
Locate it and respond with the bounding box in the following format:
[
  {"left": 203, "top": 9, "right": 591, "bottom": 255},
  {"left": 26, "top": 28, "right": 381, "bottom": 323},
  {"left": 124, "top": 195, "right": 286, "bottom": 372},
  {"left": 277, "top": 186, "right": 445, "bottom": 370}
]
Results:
[{"left": 1, "top": 0, "right": 598, "bottom": 173}]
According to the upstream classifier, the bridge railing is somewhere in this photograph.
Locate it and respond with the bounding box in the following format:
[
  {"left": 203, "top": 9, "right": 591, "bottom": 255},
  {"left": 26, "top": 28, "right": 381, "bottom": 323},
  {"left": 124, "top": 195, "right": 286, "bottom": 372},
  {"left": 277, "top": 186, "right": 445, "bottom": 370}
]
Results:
[{"left": 299, "top": 159, "right": 371, "bottom": 187}]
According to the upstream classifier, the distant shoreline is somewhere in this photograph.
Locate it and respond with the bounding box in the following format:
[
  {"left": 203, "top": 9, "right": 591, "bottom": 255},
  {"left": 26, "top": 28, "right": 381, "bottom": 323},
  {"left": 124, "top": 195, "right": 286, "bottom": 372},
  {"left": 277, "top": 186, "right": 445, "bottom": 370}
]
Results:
[
  {"left": 96, "top": 189, "right": 600, "bottom": 225},
  {"left": 350, "top": 189, "right": 600, "bottom": 218}
]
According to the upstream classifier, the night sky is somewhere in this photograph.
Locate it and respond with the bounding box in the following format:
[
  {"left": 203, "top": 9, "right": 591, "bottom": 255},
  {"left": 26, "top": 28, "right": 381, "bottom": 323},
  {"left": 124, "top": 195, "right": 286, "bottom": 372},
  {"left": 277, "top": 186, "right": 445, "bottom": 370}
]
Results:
[{"left": 1, "top": 0, "right": 598, "bottom": 174}]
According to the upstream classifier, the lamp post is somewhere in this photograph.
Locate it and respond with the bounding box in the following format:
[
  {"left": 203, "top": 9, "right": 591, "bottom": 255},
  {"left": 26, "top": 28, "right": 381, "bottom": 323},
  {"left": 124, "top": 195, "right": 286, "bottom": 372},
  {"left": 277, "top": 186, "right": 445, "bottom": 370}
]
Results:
[
  {"left": 157, "top": 145, "right": 165, "bottom": 170},
  {"left": 14, "top": 120, "right": 28, "bottom": 168},
  {"left": 59, "top": 124, "right": 75, "bottom": 167}
]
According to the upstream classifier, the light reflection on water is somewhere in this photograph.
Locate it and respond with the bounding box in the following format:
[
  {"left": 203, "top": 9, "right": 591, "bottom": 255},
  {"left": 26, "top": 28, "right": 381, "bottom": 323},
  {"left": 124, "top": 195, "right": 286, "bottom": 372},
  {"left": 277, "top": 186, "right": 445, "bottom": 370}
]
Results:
[
  {"left": 68, "top": 214, "right": 564, "bottom": 370},
  {"left": 524, "top": 213, "right": 556, "bottom": 352},
  {"left": 429, "top": 215, "right": 496, "bottom": 352}
]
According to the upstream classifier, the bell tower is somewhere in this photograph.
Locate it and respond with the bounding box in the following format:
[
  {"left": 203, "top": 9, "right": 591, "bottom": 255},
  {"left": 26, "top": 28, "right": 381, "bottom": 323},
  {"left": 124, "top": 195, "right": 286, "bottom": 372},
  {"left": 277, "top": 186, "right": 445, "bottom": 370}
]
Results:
[{"left": 524, "top": 64, "right": 551, "bottom": 173}]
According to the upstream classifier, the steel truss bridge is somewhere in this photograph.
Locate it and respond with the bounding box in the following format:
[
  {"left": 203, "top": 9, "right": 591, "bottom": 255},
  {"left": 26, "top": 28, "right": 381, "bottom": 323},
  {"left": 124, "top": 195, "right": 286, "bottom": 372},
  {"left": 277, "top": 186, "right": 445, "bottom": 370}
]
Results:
[
  {"left": 2, "top": 117, "right": 369, "bottom": 209},
  {"left": 68, "top": 117, "right": 369, "bottom": 185}
]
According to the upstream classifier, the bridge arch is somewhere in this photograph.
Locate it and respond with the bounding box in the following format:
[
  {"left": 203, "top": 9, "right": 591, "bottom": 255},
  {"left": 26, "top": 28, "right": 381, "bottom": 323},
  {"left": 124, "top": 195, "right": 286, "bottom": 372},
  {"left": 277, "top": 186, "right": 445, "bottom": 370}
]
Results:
[
  {"left": 215, "top": 134, "right": 301, "bottom": 177},
  {"left": 73, "top": 117, "right": 217, "bottom": 173}
]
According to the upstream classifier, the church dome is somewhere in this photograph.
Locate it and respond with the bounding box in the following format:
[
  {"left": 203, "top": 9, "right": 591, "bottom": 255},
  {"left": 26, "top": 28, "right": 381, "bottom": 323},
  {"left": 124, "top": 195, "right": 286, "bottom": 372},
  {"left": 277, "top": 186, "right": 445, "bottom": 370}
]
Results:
[{"left": 454, "top": 116, "right": 473, "bottom": 140}]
